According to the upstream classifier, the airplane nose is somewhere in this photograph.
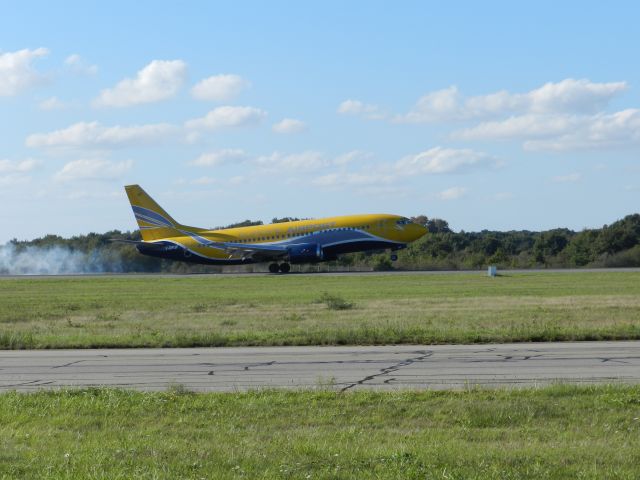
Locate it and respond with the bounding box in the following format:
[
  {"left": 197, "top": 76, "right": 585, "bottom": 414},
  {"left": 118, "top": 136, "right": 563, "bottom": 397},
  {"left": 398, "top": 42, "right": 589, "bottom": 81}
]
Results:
[{"left": 411, "top": 223, "right": 428, "bottom": 240}]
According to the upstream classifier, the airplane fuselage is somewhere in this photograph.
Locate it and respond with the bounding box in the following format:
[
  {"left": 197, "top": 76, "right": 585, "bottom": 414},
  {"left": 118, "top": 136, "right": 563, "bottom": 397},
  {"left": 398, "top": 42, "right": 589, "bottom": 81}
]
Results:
[{"left": 137, "top": 213, "right": 426, "bottom": 265}]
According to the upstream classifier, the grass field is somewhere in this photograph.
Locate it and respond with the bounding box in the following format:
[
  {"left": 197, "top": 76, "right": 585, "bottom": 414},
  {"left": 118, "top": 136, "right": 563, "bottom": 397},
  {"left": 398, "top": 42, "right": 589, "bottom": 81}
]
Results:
[
  {"left": 1, "top": 271, "right": 639, "bottom": 349},
  {"left": 1, "top": 385, "right": 639, "bottom": 479}
]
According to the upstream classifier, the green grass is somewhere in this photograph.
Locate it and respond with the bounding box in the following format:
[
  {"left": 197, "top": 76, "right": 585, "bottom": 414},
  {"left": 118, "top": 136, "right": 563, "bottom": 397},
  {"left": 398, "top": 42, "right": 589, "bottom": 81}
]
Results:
[
  {"left": 0, "top": 271, "right": 639, "bottom": 348},
  {"left": 1, "top": 385, "right": 639, "bottom": 479}
]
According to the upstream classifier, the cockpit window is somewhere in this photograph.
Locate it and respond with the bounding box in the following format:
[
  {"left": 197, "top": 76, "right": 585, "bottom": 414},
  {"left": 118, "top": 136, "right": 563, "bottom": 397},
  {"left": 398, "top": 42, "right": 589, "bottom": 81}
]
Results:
[{"left": 396, "top": 218, "right": 412, "bottom": 226}]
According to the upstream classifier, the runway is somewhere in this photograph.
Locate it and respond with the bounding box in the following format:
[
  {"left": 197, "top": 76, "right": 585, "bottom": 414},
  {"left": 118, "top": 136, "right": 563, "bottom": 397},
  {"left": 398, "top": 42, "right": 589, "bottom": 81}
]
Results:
[
  {"left": 1, "top": 267, "right": 639, "bottom": 279},
  {"left": 2, "top": 341, "right": 639, "bottom": 392}
]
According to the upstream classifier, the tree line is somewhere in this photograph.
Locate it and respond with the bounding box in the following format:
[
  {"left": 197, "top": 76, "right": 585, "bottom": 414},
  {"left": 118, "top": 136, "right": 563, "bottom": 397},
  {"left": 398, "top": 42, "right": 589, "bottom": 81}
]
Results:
[
  {"left": 387, "top": 213, "right": 640, "bottom": 271},
  {"left": 4, "top": 213, "right": 639, "bottom": 273}
]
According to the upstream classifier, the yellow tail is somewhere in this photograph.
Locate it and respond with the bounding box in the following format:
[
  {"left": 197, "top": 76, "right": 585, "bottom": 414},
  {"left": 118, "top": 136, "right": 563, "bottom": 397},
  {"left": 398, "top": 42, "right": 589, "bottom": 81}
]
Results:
[{"left": 125, "top": 185, "right": 187, "bottom": 241}]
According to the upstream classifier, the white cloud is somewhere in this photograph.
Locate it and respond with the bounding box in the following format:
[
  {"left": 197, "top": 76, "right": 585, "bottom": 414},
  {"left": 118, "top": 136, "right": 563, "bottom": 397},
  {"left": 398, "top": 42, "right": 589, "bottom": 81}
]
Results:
[
  {"left": 190, "top": 149, "right": 372, "bottom": 176},
  {"left": 491, "top": 192, "right": 514, "bottom": 201},
  {"left": 524, "top": 109, "right": 640, "bottom": 151},
  {"left": 191, "top": 176, "right": 218, "bottom": 185},
  {"left": 333, "top": 150, "right": 373, "bottom": 165},
  {"left": 26, "top": 121, "right": 175, "bottom": 149},
  {"left": 0, "top": 47, "right": 49, "bottom": 96},
  {"left": 181, "top": 176, "right": 246, "bottom": 187},
  {"left": 454, "top": 114, "right": 577, "bottom": 141},
  {"left": 384, "top": 78, "right": 639, "bottom": 152},
  {"left": 54, "top": 159, "right": 133, "bottom": 182},
  {"left": 185, "top": 146, "right": 494, "bottom": 190},
  {"left": 313, "top": 147, "right": 494, "bottom": 190},
  {"left": 313, "top": 171, "right": 392, "bottom": 187},
  {"left": 526, "top": 79, "right": 626, "bottom": 114},
  {"left": 394, "top": 147, "right": 497, "bottom": 175},
  {"left": 272, "top": 118, "right": 307, "bottom": 134},
  {"left": 462, "top": 79, "right": 625, "bottom": 117},
  {"left": 312, "top": 174, "right": 409, "bottom": 196},
  {"left": 39, "top": 96, "right": 67, "bottom": 110},
  {"left": 0, "top": 158, "right": 39, "bottom": 174},
  {"left": 64, "top": 54, "right": 98, "bottom": 75},
  {"left": 65, "top": 190, "right": 121, "bottom": 200},
  {"left": 255, "top": 151, "right": 327, "bottom": 172},
  {"left": 337, "top": 99, "right": 384, "bottom": 119},
  {"left": 436, "top": 186, "right": 468, "bottom": 200},
  {"left": 93, "top": 59, "right": 187, "bottom": 107},
  {"left": 0, "top": 159, "right": 39, "bottom": 187},
  {"left": 0, "top": 174, "right": 32, "bottom": 187},
  {"left": 189, "top": 149, "right": 249, "bottom": 167},
  {"left": 229, "top": 175, "right": 246, "bottom": 185},
  {"left": 185, "top": 106, "right": 267, "bottom": 130},
  {"left": 191, "top": 74, "right": 249, "bottom": 101},
  {"left": 551, "top": 172, "right": 582, "bottom": 183},
  {"left": 456, "top": 109, "right": 640, "bottom": 151},
  {"left": 396, "top": 79, "right": 627, "bottom": 123},
  {"left": 354, "top": 185, "right": 411, "bottom": 197},
  {"left": 395, "top": 86, "right": 463, "bottom": 123}
]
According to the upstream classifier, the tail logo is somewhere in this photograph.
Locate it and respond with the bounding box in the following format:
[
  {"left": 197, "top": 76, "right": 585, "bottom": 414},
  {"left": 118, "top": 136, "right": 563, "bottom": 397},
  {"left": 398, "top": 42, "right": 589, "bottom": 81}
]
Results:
[{"left": 132, "top": 205, "right": 174, "bottom": 229}]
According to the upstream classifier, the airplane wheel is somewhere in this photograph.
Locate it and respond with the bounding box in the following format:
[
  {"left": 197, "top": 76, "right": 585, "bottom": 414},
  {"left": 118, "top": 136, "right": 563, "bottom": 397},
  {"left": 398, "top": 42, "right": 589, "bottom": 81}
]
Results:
[
  {"left": 390, "top": 254, "right": 398, "bottom": 261},
  {"left": 279, "top": 263, "right": 291, "bottom": 273},
  {"left": 268, "top": 263, "right": 280, "bottom": 273}
]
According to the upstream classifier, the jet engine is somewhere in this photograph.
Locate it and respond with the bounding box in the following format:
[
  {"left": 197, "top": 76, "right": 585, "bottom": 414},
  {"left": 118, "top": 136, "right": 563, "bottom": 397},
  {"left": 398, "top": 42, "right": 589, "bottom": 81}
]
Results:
[{"left": 287, "top": 243, "right": 323, "bottom": 264}]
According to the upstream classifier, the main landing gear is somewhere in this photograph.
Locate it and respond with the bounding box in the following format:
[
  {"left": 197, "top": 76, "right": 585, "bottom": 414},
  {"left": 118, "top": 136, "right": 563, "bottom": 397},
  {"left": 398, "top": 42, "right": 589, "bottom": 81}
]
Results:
[{"left": 268, "top": 262, "right": 291, "bottom": 273}]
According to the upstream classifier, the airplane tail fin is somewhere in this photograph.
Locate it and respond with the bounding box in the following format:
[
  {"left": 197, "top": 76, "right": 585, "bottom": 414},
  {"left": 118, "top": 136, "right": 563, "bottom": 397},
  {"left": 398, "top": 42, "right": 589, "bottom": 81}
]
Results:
[{"left": 125, "top": 185, "right": 184, "bottom": 241}]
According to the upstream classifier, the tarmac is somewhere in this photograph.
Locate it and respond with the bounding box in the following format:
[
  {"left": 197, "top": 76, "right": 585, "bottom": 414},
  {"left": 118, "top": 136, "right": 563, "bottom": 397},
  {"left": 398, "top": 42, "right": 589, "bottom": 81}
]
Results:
[{"left": 2, "top": 341, "right": 639, "bottom": 392}]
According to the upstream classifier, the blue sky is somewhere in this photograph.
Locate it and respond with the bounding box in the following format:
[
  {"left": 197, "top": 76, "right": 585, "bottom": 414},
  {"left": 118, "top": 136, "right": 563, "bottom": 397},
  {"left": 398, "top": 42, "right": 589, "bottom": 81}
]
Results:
[{"left": 1, "top": 1, "right": 639, "bottom": 242}]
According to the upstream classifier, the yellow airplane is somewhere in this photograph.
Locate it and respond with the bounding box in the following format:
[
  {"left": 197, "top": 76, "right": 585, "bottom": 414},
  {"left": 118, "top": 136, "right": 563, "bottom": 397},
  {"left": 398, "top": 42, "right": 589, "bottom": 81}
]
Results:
[{"left": 124, "top": 184, "right": 427, "bottom": 273}]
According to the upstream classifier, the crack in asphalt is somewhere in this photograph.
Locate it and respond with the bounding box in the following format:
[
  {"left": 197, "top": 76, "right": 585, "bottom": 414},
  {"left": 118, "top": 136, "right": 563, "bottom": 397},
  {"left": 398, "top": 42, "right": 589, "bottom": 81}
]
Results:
[
  {"left": 599, "top": 357, "right": 630, "bottom": 364},
  {"left": 468, "top": 354, "right": 544, "bottom": 363},
  {"left": 339, "top": 351, "right": 433, "bottom": 392},
  {"left": 472, "top": 348, "right": 542, "bottom": 354},
  {"left": 472, "top": 348, "right": 497, "bottom": 354},
  {"left": 1, "top": 379, "right": 55, "bottom": 388},
  {"left": 52, "top": 360, "right": 85, "bottom": 369},
  {"left": 243, "top": 361, "right": 276, "bottom": 371}
]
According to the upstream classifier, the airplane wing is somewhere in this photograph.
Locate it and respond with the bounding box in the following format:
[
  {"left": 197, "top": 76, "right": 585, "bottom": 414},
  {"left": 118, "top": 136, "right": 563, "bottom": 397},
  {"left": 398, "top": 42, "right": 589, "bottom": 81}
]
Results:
[
  {"left": 109, "top": 239, "right": 167, "bottom": 249},
  {"left": 111, "top": 238, "right": 290, "bottom": 261},
  {"left": 202, "top": 241, "right": 289, "bottom": 261}
]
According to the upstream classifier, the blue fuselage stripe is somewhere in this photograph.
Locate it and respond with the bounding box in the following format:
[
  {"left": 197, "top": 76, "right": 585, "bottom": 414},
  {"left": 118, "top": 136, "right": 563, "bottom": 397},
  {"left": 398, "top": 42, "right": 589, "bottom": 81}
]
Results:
[{"left": 137, "top": 228, "right": 404, "bottom": 265}]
